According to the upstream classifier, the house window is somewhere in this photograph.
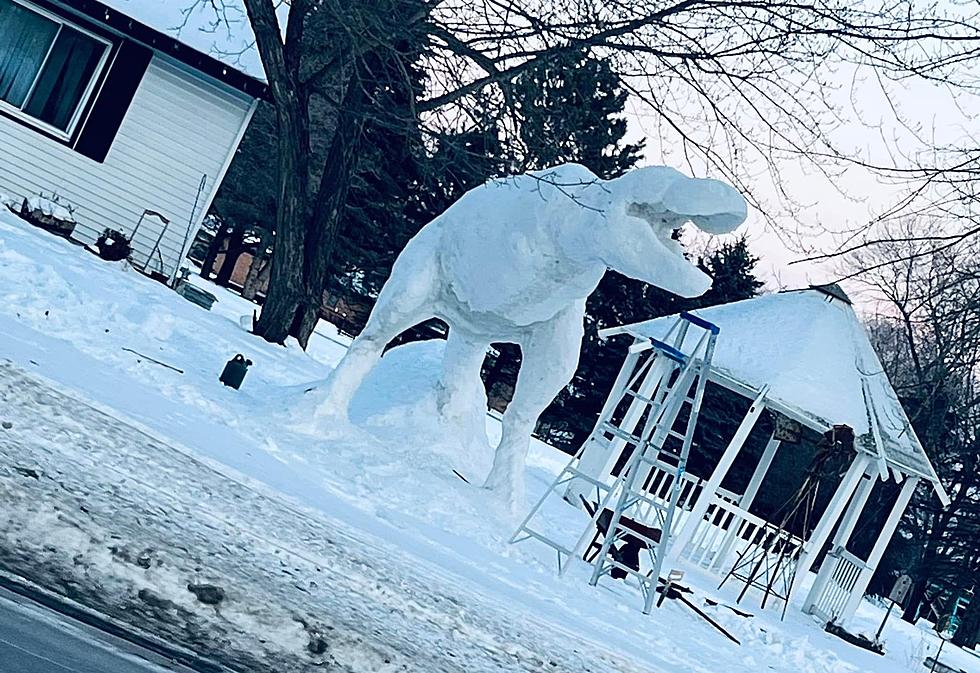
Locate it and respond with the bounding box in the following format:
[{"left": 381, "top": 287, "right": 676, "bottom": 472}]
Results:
[{"left": 0, "top": 0, "right": 110, "bottom": 136}]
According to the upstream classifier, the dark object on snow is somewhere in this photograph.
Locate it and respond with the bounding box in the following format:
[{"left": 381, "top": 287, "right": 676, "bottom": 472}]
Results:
[
  {"left": 175, "top": 280, "right": 217, "bottom": 310},
  {"left": 307, "top": 635, "right": 328, "bottom": 655},
  {"left": 924, "top": 656, "right": 968, "bottom": 673},
  {"left": 610, "top": 538, "right": 643, "bottom": 579},
  {"left": 824, "top": 621, "right": 884, "bottom": 655},
  {"left": 656, "top": 581, "right": 741, "bottom": 645},
  {"left": 187, "top": 583, "right": 225, "bottom": 605},
  {"left": 138, "top": 588, "right": 180, "bottom": 612},
  {"left": 579, "top": 498, "right": 661, "bottom": 566},
  {"left": 174, "top": 267, "right": 217, "bottom": 310},
  {"left": 13, "top": 466, "right": 39, "bottom": 479},
  {"left": 220, "top": 354, "right": 252, "bottom": 389},
  {"left": 95, "top": 228, "right": 132, "bottom": 261},
  {"left": 704, "top": 598, "right": 754, "bottom": 618},
  {"left": 121, "top": 348, "right": 184, "bottom": 374}
]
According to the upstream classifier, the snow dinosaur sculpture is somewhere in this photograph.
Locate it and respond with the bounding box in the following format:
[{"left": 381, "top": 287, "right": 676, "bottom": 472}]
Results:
[{"left": 317, "top": 163, "right": 747, "bottom": 508}]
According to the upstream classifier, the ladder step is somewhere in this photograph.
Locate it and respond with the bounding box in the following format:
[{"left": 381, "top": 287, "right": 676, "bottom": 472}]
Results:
[
  {"left": 516, "top": 527, "right": 574, "bottom": 556},
  {"left": 621, "top": 492, "right": 670, "bottom": 515},
  {"left": 560, "top": 469, "right": 613, "bottom": 492},
  {"left": 596, "top": 557, "right": 659, "bottom": 585},
  {"left": 681, "top": 310, "right": 720, "bottom": 335},
  {"left": 649, "top": 338, "right": 688, "bottom": 364},
  {"left": 600, "top": 422, "right": 643, "bottom": 445},
  {"left": 623, "top": 388, "right": 657, "bottom": 405},
  {"left": 667, "top": 429, "right": 687, "bottom": 442},
  {"left": 608, "top": 525, "right": 663, "bottom": 550}
]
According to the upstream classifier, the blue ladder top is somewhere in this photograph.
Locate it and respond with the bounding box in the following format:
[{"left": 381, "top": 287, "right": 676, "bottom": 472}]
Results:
[
  {"left": 680, "top": 311, "right": 720, "bottom": 335},
  {"left": 649, "top": 338, "right": 688, "bottom": 364}
]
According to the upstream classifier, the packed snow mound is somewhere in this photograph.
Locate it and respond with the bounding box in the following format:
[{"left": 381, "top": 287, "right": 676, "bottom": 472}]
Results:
[
  {"left": 0, "top": 203, "right": 971, "bottom": 673},
  {"left": 348, "top": 339, "right": 494, "bottom": 481}
]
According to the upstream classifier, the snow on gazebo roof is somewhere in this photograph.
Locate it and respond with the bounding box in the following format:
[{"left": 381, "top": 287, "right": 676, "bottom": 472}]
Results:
[{"left": 601, "top": 286, "right": 948, "bottom": 503}]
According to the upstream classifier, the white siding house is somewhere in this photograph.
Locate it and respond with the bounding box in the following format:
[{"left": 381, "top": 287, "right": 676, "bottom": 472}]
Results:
[{"left": 0, "top": 0, "right": 265, "bottom": 281}]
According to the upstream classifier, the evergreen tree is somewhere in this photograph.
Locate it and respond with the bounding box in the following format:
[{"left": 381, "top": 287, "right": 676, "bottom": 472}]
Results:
[
  {"left": 512, "top": 49, "right": 644, "bottom": 179},
  {"left": 482, "top": 49, "right": 646, "bottom": 409},
  {"left": 329, "top": 23, "right": 430, "bottom": 301}
]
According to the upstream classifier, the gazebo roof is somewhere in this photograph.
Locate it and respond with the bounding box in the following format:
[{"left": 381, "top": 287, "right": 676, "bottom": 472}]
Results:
[{"left": 601, "top": 286, "right": 947, "bottom": 504}]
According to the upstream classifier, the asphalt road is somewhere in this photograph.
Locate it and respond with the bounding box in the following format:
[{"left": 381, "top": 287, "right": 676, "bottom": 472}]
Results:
[{"left": 0, "top": 588, "right": 194, "bottom": 672}]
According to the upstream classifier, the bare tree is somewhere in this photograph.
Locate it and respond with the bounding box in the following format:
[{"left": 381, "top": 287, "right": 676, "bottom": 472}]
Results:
[
  {"left": 190, "top": 0, "right": 980, "bottom": 346},
  {"left": 852, "top": 225, "right": 980, "bottom": 630}
]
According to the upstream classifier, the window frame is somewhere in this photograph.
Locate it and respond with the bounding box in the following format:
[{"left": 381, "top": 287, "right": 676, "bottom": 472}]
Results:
[{"left": 0, "top": 0, "right": 112, "bottom": 140}]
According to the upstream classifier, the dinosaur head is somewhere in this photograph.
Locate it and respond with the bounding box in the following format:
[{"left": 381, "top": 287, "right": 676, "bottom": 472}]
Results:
[{"left": 594, "top": 166, "right": 747, "bottom": 298}]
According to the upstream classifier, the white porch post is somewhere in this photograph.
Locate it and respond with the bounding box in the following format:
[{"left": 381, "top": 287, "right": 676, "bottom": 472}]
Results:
[
  {"left": 838, "top": 476, "right": 919, "bottom": 623},
  {"left": 802, "top": 466, "right": 876, "bottom": 612},
  {"left": 666, "top": 387, "right": 768, "bottom": 564},
  {"left": 741, "top": 433, "right": 780, "bottom": 510},
  {"left": 831, "top": 469, "right": 877, "bottom": 548},
  {"left": 791, "top": 452, "right": 872, "bottom": 599}
]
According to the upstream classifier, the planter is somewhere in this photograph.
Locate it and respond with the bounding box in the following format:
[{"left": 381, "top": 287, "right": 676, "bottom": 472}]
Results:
[{"left": 96, "top": 228, "right": 132, "bottom": 261}]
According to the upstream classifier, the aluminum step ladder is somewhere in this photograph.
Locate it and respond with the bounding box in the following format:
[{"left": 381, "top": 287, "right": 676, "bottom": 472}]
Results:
[{"left": 510, "top": 311, "right": 719, "bottom": 613}]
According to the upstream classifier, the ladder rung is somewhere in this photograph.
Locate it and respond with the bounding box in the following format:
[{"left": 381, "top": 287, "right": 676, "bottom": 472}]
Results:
[
  {"left": 667, "top": 429, "right": 687, "bottom": 441},
  {"left": 622, "top": 493, "right": 669, "bottom": 515},
  {"left": 609, "top": 526, "right": 662, "bottom": 550},
  {"left": 517, "top": 527, "right": 574, "bottom": 556},
  {"left": 623, "top": 388, "right": 656, "bottom": 405},
  {"left": 600, "top": 422, "right": 643, "bottom": 445},
  {"left": 636, "top": 452, "right": 668, "bottom": 467},
  {"left": 649, "top": 338, "right": 687, "bottom": 364},
  {"left": 681, "top": 310, "right": 720, "bottom": 334},
  {"left": 596, "top": 557, "right": 659, "bottom": 585},
  {"left": 561, "top": 469, "right": 613, "bottom": 491}
]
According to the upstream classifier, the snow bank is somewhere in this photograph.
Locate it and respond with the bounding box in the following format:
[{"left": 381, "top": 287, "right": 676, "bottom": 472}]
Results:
[{"left": 0, "top": 209, "right": 968, "bottom": 673}]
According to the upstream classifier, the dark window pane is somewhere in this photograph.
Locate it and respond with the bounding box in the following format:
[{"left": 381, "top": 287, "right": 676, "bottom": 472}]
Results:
[
  {"left": 0, "top": 0, "right": 58, "bottom": 107},
  {"left": 24, "top": 25, "right": 104, "bottom": 130}
]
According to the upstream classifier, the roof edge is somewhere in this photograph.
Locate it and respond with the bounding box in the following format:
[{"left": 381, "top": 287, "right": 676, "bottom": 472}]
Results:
[{"left": 51, "top": 0, "right": 270, "bottom": 101}]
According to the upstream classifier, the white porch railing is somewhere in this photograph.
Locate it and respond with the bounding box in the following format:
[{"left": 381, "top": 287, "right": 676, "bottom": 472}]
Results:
[
  {"left": 805, "top": 547, "right": 870, "bottom": 623},
  {"left": 677, "top": 495, "right": 777, "bottom": 572},
  {"left": 637, "top": 458, "right": 704, "bottom": 534}
]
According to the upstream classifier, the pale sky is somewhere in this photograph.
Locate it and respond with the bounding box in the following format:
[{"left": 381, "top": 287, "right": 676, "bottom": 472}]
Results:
[
  {"left": 624, "top": 65, "right": 979, "bottom": 308},
  {"left": 134, "top": 0, "right": 978, "bottom": 311}
]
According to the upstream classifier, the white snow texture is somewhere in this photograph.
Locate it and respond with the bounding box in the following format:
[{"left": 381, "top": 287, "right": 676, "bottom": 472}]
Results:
[{"left": 318, "top": 163, "right": 747, "bottom": 508}]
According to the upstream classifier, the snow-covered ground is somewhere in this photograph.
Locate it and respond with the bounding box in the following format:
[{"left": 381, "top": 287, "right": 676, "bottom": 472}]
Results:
[{"left": 0, "top": 209, "right": 977, "bottom": 673}]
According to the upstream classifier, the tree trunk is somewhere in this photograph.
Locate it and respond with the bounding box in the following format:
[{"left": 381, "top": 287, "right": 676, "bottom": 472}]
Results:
[
  {"left": 286, "top": 64, "right": 370, "bottom": 348},
  {"left": 251, "top": 88, "right": 310, "bottom": 343},
  {"left": 245, "top": 0, "right": 312, "bottom": 345},
  {"left": 200, "top": 226, "right": 226, "bottom": 279},
  {"left": 214, "top": 223, "right": 246, "bottom": 287},
  {"left": 242, "top": 228, "right": 271, "bottom": 300}
]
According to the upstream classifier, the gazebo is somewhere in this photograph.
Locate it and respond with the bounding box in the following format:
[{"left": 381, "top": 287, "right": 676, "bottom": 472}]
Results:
[{"left": 567, "top": 284, "right": 948, "bottom": 625}]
